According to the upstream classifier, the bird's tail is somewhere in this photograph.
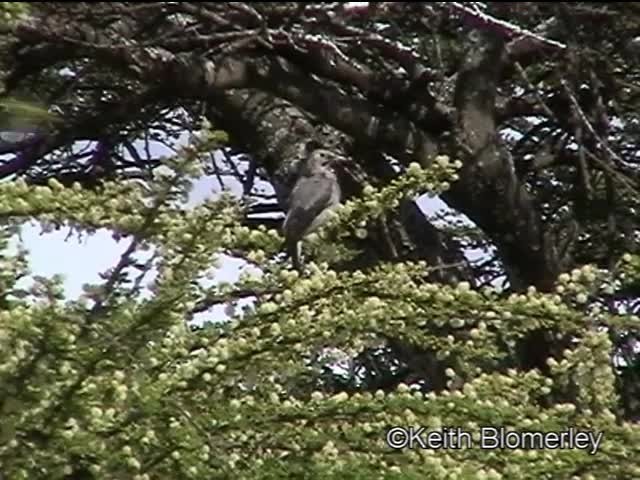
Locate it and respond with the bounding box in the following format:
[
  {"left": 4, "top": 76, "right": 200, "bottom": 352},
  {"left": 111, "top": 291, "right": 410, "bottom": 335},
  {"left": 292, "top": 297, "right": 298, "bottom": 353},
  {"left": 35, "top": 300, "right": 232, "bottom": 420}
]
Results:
[{"left": 285, "top": 240, "right": 303, "bottom": 272}]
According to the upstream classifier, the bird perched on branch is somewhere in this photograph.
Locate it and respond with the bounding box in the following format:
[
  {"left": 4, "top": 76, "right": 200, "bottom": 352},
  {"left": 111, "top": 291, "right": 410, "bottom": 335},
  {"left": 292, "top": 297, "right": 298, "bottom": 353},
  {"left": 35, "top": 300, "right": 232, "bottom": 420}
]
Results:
[{"left": 282, "top": 148, "right": 344, "bottom": 271}]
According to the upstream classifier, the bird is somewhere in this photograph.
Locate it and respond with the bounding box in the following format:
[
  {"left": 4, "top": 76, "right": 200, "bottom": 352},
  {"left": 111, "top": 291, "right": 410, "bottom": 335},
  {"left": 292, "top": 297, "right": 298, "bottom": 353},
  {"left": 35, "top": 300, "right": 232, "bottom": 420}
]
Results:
[{"left": 282, "top": 148, "right": 344, "bottom": 271}]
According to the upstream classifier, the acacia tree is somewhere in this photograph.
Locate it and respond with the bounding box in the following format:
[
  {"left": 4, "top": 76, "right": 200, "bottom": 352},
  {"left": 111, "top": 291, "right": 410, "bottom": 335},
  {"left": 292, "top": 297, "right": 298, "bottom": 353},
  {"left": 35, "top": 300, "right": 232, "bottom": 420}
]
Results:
[{"left": 0, "top": 2, "right": 639, "bottom": 479}]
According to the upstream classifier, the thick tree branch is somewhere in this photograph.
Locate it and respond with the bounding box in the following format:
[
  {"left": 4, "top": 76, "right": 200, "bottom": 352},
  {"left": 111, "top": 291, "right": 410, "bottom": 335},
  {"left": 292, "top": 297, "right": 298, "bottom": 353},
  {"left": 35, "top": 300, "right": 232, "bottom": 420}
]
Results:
[{"left": 448, "top": 32, "right": 560, "bottom": 292}]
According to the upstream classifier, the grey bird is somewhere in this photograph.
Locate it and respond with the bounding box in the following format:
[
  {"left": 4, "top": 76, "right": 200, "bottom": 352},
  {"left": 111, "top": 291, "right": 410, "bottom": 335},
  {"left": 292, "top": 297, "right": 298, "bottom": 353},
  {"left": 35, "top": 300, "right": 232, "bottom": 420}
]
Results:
[{"left": 282, "top": 149, "right": 344, "bottom": 271}]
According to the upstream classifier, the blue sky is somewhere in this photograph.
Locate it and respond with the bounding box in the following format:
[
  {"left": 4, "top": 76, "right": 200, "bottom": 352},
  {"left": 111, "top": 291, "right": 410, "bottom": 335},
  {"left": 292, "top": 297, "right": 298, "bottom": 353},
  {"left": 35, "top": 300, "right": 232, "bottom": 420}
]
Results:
[{"left": 8, "top": 173, "right": 253, "bottom": 324}]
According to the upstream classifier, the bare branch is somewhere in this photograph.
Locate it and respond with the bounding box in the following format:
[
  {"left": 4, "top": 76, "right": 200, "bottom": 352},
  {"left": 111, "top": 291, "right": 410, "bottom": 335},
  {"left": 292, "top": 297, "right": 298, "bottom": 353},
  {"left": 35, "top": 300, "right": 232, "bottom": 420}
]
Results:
[{"left": 442, "top": 2, "right": 567, "bottom": 51}]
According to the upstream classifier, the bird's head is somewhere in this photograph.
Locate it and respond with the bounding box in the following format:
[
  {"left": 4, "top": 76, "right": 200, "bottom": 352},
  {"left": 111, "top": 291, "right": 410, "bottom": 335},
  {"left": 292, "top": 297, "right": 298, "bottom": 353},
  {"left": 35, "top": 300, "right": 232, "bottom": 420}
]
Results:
[{"left": 303, "top": 148, "right": 347, "bottom": 176}]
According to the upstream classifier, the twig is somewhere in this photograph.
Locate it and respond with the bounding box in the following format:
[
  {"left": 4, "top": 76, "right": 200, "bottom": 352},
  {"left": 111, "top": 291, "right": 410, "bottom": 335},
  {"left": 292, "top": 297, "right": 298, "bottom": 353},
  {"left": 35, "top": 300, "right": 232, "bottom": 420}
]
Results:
[
  {"left": 442, "top": 2, "right": 567, "bottom": 51},
  {"left": 560, "top": 78, "right": 638, "bottom": 195}
]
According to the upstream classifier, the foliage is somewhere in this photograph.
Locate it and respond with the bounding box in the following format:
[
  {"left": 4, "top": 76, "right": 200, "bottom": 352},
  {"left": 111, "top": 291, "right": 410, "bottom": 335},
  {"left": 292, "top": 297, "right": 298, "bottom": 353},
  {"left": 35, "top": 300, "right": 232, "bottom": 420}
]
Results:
[{"left": 0, "top": 137, "right": 639, "bottom": 479}]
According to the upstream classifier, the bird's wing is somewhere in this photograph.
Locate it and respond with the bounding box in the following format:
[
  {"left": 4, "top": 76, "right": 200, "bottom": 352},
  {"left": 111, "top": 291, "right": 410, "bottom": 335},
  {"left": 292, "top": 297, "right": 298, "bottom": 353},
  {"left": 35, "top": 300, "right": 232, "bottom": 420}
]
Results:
[{"left": 283, "top": 175, "right": 335, "bottom": 241}]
